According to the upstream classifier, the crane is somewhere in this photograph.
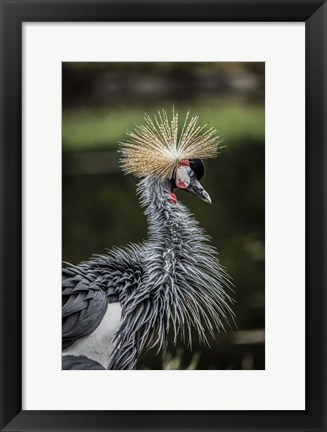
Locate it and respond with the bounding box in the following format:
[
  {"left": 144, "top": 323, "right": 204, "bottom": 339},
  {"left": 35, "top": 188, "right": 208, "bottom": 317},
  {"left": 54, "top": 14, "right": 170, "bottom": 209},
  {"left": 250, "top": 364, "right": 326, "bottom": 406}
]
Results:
[{"left": 62, "top": 109, "right": 234, "bottom": 370}]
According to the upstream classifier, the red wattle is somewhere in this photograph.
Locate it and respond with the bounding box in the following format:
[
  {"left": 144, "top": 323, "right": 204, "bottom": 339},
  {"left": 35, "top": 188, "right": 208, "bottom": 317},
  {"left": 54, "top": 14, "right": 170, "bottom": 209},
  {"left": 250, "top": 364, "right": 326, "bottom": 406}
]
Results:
[
  {"left": 170, "top": 193, "right": 177, "bottom": 204},
  {"left": 177, "top": 180, "right": 188, "bottom": 189}
]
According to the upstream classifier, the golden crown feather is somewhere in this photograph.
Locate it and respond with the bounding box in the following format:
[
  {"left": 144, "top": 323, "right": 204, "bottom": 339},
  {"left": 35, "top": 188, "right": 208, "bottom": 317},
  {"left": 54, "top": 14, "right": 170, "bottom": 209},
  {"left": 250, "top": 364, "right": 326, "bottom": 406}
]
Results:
[{"left": 119, "top": 109, "right": 221, "bottom": 180}]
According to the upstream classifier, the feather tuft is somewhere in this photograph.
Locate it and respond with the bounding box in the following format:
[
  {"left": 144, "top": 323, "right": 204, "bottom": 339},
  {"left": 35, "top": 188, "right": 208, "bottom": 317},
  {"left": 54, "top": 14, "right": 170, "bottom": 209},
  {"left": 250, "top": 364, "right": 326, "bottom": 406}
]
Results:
[{"left": 119, "top": 108, "right": 221, "bottom": 180}]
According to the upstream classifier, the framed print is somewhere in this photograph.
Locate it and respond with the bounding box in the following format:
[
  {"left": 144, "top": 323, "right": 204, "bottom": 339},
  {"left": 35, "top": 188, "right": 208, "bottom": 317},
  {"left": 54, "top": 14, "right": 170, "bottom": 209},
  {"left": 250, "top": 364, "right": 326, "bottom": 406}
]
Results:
[{"left": 0, "top": 1, "right": 326, "bottom": 431}]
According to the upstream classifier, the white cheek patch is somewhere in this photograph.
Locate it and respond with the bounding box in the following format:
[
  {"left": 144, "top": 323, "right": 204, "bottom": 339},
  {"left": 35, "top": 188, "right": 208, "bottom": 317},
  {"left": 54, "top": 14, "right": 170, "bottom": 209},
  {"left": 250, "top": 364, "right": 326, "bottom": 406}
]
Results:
[{"left": 176, "top": 165, "right": 190, "bottom": 189}]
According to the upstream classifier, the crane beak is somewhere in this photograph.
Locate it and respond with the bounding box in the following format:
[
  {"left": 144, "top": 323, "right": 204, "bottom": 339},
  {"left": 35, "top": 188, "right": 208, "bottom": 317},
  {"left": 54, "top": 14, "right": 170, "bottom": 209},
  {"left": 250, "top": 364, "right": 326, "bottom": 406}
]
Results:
[{"left": 187, "top": 178, "right": 212, "bottom": 204}]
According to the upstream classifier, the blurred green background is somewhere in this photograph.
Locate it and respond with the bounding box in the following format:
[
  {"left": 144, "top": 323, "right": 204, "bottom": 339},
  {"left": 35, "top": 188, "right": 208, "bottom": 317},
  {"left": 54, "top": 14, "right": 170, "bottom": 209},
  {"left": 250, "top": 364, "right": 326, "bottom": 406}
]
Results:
[{"left": 62, "top": 62, "right": 265, "bottom": 370}]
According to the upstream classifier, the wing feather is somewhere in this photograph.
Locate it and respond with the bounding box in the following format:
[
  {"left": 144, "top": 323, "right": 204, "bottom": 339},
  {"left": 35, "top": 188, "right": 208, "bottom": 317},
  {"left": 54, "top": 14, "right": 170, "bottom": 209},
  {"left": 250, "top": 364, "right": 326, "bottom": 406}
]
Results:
[{"left": 62, "top": 271, "right": 108, "bottom": 349}]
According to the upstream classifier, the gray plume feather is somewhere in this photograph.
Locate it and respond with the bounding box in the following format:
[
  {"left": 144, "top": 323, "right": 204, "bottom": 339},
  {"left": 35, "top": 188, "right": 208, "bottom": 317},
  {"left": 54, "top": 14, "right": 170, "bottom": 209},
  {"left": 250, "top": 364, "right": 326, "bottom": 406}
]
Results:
[
  {"left": 63, "top": 174, "right": 234, "bottom": 370},
  {"left": 108, "top": 177, "right": 234, "bottom": 369}
]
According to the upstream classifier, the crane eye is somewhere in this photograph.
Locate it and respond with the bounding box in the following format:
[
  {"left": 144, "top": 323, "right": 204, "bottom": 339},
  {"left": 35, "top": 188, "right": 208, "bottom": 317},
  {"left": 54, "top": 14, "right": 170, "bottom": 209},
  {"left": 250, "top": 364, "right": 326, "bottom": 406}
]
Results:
[
  {"left": 189, "top": 170, "right": 195, "bottom": 178},
  {"left": 189, "top": 159, "right": 205, "bottom": 180}
]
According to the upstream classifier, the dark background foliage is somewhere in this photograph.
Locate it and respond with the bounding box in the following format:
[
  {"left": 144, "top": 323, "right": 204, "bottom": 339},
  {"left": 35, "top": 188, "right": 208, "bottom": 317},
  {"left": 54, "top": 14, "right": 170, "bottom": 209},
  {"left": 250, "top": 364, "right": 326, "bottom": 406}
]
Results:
[{"left": 62, "top": 62, "right": 265, "bottom": 370}]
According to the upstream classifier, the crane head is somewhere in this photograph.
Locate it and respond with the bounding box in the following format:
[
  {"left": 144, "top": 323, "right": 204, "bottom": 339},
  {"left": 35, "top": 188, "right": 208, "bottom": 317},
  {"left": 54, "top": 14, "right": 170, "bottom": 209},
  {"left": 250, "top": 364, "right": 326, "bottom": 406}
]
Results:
[
  {"left": 174, "top": 159, "right": 211, "bottom": 204},
  {"left": 119, "top": 109, "right": 220, "bottom": 183}
]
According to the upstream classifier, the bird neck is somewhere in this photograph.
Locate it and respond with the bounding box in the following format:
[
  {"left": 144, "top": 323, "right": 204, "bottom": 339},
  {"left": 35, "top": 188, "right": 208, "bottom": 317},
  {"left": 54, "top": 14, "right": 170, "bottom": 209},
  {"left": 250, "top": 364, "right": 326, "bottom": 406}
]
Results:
[
  {"left": 111, "top": 177, "right": 233, "bottom": 365},
  {"left": 138, "top": 177, "right": 191, "bottom": 251}
]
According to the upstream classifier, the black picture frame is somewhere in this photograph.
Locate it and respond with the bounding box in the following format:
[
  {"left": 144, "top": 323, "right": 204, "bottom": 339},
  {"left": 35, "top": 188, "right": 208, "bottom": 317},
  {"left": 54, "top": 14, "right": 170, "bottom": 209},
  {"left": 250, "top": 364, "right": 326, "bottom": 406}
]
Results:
[{"left": 0, "top": 1, "right": 326, "bottom": 431}]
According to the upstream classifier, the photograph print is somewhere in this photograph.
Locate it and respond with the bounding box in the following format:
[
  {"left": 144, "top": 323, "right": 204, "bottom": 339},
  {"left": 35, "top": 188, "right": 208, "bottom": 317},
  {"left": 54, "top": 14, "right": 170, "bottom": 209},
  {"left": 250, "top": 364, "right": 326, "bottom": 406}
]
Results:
[{"left": 62, "top": 62, "right": 265, "bottom": 370}]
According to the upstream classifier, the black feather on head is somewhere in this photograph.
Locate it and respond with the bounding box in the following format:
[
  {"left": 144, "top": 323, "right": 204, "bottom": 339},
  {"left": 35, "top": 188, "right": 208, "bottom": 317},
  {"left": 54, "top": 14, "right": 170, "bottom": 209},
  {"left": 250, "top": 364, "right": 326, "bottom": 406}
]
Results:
[{"left": 190, "top": 159, "right": 205, "bottom": 180}]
